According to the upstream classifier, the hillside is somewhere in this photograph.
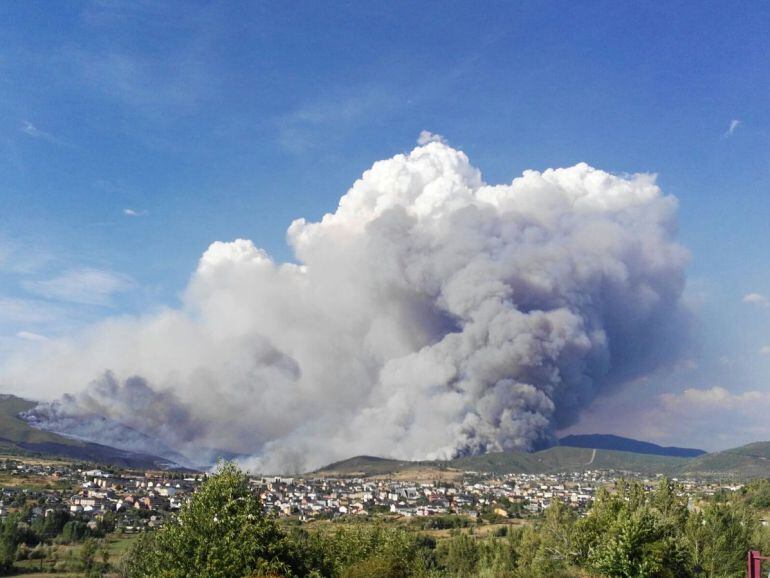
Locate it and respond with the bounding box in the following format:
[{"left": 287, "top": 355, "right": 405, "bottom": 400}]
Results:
[
  {"left": 313, "top": 446, "right": 692, "bottom": 478},
  {"left": 312, "top": 455, "right": 464, "bottom": 480},
  {"left": 681, "top": 442, "right": 770, "bottom": 478},
  {"left": 0, "top": 394, "right": 182, "bottom": 470},
  {"left": 315, "top": 456, "right": 420, "bottom": 476},
  {"left": 559, "top": 434, "right": 705, "bottom": 458},
  {"left": 453, "top": 446, "right": 689, "bottom": 476}
]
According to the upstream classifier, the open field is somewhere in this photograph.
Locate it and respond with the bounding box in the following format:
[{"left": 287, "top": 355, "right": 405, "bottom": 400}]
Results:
[{"left": 8, "top": 533, "right": 138, "bottom": 577}]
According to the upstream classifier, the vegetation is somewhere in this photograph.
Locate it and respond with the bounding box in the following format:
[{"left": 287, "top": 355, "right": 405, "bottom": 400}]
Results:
[
  {"left": 0, "top": 506, "right": 115, "bottom": 576},
  {"left": 118, "top": 462, "right": 770, "bottom": 578},
  {"left": 119, "top": 462, "right": 315, "bottom": 578}
]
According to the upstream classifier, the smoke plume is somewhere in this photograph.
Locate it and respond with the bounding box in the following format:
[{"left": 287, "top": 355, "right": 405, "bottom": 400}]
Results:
[{"left": 4, "top": 141, "right": 689, "bottom": 472}]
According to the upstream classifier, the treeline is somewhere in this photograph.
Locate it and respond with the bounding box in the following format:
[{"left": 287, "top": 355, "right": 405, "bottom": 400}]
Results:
[
  {"left": 0, "top": 505, "right": 115, "bottom": 575},
  {"left": 120, "top": 463, "right": 770, "bottom": 578}
]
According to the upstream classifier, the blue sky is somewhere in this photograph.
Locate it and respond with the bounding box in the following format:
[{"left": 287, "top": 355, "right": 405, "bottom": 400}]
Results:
[{"left": 2, "top": 1, "right": 770, "bottom": 448}]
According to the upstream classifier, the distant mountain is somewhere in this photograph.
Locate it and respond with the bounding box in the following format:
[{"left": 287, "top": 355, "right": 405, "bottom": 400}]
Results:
[
  {"left": 0, "top": 394, "right": 186, "bottom": 470},
  {"left": 559, "top": 434, "right": 706, "bottom": 458}
]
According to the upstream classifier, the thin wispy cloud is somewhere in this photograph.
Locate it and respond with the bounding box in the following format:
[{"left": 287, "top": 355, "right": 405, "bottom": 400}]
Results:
[
  {"left": 0, "top": 241, "right": 53, "bottom": 275},
  {"left": 759, "top": 345, "right": 770, "bottom": 356},
  {"left": 16, "top": 331, "right": 49, "bottom": 342},
  {"left": 276, "top": 86, "right": 399, "bottom": 152},
  {"left": 23, "top": 268, "right": 135, "bottom": 306},
  {"left": 723, "top": 119, "right": 741, "bottom": 138},
  {"left": 57, "top": 46, "right": 211, "bottom": 123},
  {"left": 20, "top": 121, "right": 66, "bottom": 146},
  {"left": 743, "top": 292, "right": 770, "bottom": 308},
  {"left": 0, "top": 297, "right": 64, "bottom": 325},
  {"left": 123, "top": 208, "right": 147, "bottom": 217}
]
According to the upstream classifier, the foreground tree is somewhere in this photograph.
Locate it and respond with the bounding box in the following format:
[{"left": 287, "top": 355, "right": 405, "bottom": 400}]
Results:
[
  {"left": 573, "top": 480, "right": 692, "bottom": 578},
  {"left": 120, "top": 462, "right": 312, "bottom": 578}
]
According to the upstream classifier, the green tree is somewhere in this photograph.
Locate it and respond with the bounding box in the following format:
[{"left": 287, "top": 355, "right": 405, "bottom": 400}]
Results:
[
  {"left": 574, "top": 480, "right": 692, "bottom": 578},
  {"left": 121, "top": 462, "right": 312, "bottom": 578},
  {"left": 686, "top": 502, "right": 759, "bottom": 578},
  {"left": 437, "top": 532, "right": 479, "bottom": 576},
  {"left": 589, "top": 507, "right": 690, "bottom": 578},
  {"left": 513, "top": 501, "right": 577, "bottom": 577},
  {"left": 80, "top": 538, "right": 98, "bottom": 574},
  {"left": 312, "top": 524, "right": 431, "bottom": 577}
]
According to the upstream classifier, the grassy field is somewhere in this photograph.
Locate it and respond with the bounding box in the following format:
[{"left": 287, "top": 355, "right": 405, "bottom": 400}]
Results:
[{"left": 9, "top": 533, "right": 139, "bottom": 577}]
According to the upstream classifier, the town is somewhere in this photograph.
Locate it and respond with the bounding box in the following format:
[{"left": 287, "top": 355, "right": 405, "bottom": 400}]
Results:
[{"left": 1, "top": 457, "right": 750, "bottom": 531}]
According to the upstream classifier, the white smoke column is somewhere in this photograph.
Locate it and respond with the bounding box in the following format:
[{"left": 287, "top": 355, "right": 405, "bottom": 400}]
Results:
[{"left": 2, "top": 141, "right": 689, "bottom": 472}]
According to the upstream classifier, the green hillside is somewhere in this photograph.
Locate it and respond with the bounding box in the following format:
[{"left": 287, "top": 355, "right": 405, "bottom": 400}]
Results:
[
  {"left": 314, "top": 456, "right": 416, "bottom": 476},
  {"left": 0, "top": 394, "right": 82, "bottom": 449},
  {"left": 0, "top": 394, "right": 179, "bottom": 469},
  {"left": 452, "top": 446, "right": 688, "bottom": 476},
  {"left": 313, "top": 446, "right": 692, "bottom": 478},
  {"left": 312, "top": 455, "right": 462, "bottom": 477},
  {"left": 681, "top": 442, "right": 770, "bottom": 478}
]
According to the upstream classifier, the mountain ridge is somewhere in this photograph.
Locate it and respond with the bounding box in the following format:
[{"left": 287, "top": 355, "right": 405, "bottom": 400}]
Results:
[
  {"left": 558, "top": 434, "right": 706, "bottom": 458},
  {"left": 311, "top": 442, "right": 770, "bottom": 480}
]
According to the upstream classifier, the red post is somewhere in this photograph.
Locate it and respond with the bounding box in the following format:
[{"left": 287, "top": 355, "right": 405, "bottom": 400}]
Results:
[{"left": 748, "top": 550, "right": 767, "bottom": 578}]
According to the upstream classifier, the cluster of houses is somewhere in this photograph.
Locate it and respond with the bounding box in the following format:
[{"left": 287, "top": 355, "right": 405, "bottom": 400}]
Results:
[
  {"left": 0, "top": 457, "right": 756, "bottom": 529},
  {"left": 254, "top": 470, "right": 626, "bottom": 521},
  {"left": 66, "top": 468, "right": 204, "bottom": 529},
  {"left": 0, "top": 459, "right": 204, "bottom": 530},
  {"left": 68, "top": 469, "right": 191, "bottom": 514}
]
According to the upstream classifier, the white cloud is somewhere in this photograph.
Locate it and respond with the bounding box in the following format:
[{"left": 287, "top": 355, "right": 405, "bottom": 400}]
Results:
[
  {"left": 16, "top": 331, "right": 49, "bottom": 342},
  {"left": 1, "top": 142, "right": 690, "bottom": 472},
  {"left": 658, "top": 386, "right": 768, "bottom": 410},
  {"left": 23, "top": 268, "right": 135, "bottom": 306},
  {"left": 759, "top": 345, "right": 770, "bottom": 356},
  {"left": 724, "top": 119, "right": 741, "bottom": 138},
  {"left": 743, "top": 292, "right": 770, "bottom": 308},
  {"left": 417, "top": 130, "right": 447, "bottom": 146},
  {"left": 123, "top": 208, "right": 147, "bottom": 217}
]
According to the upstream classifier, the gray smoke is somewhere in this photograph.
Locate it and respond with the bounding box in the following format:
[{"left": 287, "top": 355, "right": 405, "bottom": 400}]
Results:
[
  {"left": 22, "top": 372, "right": 205, "bottom": 464},
  {"left": 4, "top": 141, "right": 689, "bottom": 472}
]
